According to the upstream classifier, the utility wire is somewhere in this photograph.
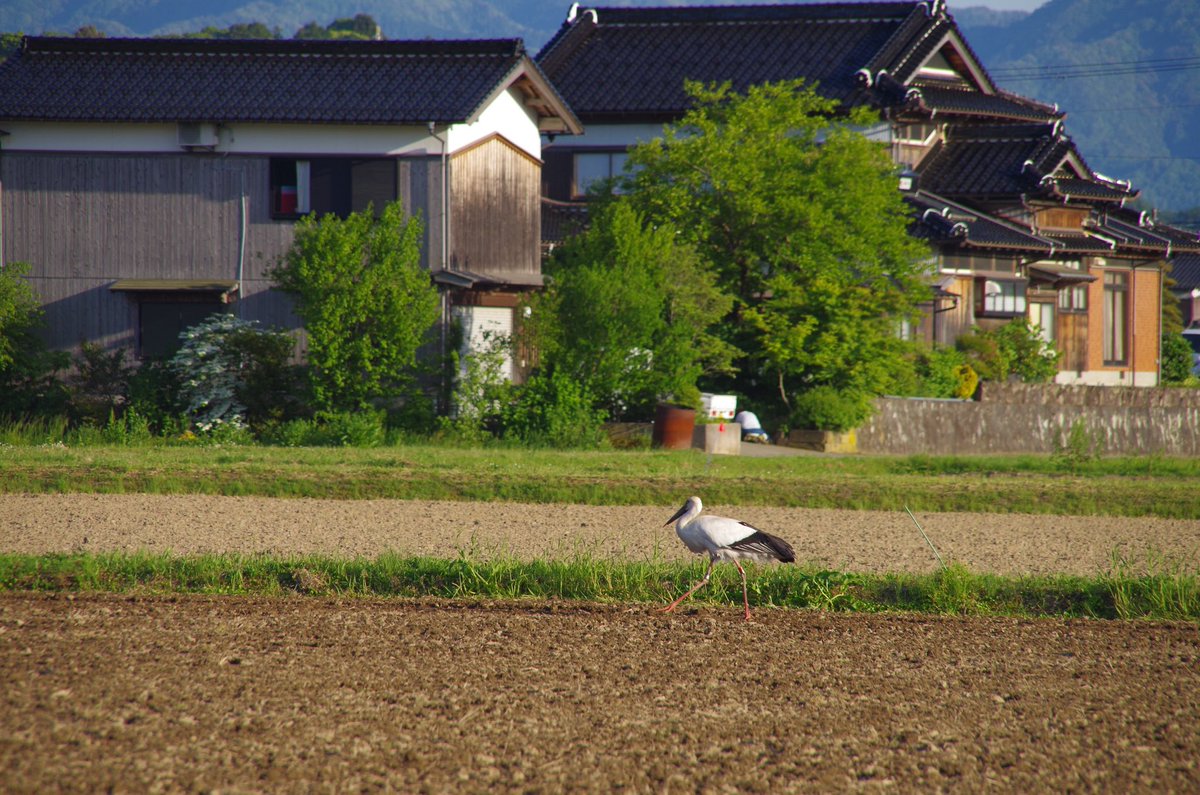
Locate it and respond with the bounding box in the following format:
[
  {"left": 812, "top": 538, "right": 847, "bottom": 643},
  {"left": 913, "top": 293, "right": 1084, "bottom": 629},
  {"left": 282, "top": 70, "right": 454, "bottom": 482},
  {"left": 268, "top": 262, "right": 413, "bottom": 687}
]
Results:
[
  {"left": 1064, "top": 102, "right": 1200, "bottom": 114},
  {"left": 990, "top": 55, "right": 1200, "bottom": 80}
]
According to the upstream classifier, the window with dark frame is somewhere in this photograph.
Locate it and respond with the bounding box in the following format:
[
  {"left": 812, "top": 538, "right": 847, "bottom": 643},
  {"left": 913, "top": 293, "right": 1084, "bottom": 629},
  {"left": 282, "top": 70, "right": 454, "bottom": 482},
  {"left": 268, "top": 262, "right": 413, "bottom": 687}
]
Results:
[
  {"left": 270, "top": 157, "right": 397, "bottom": 220},
  {"left": 1103, "top": 270, "right": 1129, "bottom": 365},
  {"left": 1058, "top": 283, "right": 1088, "bottom": 313},
  {"left": 573, "top": 151, "right": 628, "bottom": 197},
  {"left": 1029, "top": 301, "right": 1055, "bottom": 343},
  {"left": 270, "top": 158, "right": 309, "bottom": 218},
  {"left": 975, "top": 277, "right": 1027, "bottom": 318}
]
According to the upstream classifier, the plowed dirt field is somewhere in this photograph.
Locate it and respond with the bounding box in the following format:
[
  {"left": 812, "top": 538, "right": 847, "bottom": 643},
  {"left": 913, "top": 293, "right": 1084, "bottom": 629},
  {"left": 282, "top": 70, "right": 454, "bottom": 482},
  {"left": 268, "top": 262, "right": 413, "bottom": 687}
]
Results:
[{"left": 2, "top": 494, "right": 1199, "bottom": 792}]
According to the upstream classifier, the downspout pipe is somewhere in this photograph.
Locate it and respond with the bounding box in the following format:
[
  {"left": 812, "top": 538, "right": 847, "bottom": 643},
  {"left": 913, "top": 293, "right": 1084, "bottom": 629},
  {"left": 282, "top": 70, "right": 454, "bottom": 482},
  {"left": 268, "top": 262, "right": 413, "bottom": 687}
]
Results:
[
  {"left": 428, "top": 122, "right": 451, "bottom": 412},
  {"left": 427, "top": 122, "right": 449, "bottom": 270},
  {"left": 217, "top": 147, "right": 247, "bottom": 318},
  {"left": 236, "top": 166, "right": 247, "bottom": 318}
]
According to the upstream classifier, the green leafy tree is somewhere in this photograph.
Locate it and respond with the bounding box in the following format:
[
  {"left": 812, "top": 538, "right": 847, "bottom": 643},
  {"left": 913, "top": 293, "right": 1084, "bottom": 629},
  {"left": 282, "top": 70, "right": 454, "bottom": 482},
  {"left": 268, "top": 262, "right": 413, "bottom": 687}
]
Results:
[
  {"left": 499, "top": 369, "right": 607, "bottom": 448},
  {"left": 0, "top": 262, "right": 69, "bottom": 418},
  {"left": 294, "top": 16, "right": 381, "bottom": 40},
  {"left": 328, "top": 14, "right": 382, "bottom": 39},
  {"left": 0, "top": 33, "right": 22, "bottom": 62},
  {"left": 67, "top": 342, "right": 132, "bottom": 426},
  {"left": 0, "top": 261, "right": 40, "bottom": 371},
  {"left": 622, "top": 80, "right": 931, "bottom": 414},
  {"left": 270, "top": 202, "right": 439, "bottom": 412},
  {"left": 957, "top": 320, "right": 1061, "bottom": 383},
  {"left": 169, "top": 315, "right": 253, "bottom": 432},
  {"left": 166, "top": 314, "right": 303, "bottom": 432},
  {"left": 293, "top": 21, "right": 330, "bottom": 39},
  {"left": 1160, "top": 332, "right": 1195, "bottom": 384},
  {"left": 1162, "top": 261, "right": 1185, "bottom": 335},
  {"left": 528, "top": 201, "right": 735, "bottom": 419},
  {"left": 181, "top": 23, "right": 280, "bottom": 39}
]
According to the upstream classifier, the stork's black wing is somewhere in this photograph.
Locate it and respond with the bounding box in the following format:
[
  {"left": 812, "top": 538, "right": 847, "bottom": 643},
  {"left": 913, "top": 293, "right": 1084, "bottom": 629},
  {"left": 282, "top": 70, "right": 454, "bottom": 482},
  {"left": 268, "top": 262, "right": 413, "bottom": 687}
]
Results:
[{"left": 727, "top": 528, "right": 796, "bottom": 563}]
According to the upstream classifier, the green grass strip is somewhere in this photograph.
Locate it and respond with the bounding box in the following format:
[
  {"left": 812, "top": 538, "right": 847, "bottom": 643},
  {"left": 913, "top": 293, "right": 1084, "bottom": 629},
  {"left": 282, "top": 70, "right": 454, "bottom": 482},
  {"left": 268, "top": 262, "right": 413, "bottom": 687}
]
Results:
[
  {"left": 3, "top": 444, "right": 1200, "bottom": 517},
  {"left": 1, "top": 552, "right": 1195, "bottom": 622}
]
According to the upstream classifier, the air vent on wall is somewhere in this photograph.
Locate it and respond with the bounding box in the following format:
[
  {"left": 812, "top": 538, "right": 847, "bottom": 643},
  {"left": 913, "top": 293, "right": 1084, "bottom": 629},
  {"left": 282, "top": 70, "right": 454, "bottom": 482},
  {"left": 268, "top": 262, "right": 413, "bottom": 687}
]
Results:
[{"left": 177, "top": 122, "right": 219, "bottom": 149}]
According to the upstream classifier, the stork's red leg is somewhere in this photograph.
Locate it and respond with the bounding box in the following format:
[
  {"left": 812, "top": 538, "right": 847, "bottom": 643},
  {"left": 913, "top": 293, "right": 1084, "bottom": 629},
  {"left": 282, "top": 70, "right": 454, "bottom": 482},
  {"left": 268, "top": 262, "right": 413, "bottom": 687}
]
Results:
[
  {"left": 734, "top": 560, "right": 752, "bottom": 621},
  {"left": 661, "top": 559, "right": 715, "bottom": 613}
]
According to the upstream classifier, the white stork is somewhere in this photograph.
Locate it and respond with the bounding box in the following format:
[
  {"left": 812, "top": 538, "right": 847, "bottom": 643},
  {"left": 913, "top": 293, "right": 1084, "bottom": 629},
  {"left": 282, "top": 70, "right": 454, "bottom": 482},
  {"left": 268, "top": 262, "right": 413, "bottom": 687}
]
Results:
[{"left": 661, "top": 495, "right": 795, "bottom": 621}]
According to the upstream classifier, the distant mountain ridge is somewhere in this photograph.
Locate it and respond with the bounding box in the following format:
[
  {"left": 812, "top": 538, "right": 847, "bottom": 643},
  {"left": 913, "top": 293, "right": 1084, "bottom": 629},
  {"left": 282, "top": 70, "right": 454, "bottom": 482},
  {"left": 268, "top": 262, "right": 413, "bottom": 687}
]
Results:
[
  {"left": 5, "top": 1, "right": 562, "bottom": 48},
  {"left": 950, "top": 6, "right": 1028, "bottom": 29},
  {"left": 955, "top": 0, "right": 1200, "bottom": 215},
  {"left": 4, "top": 0, "right": 1196, "bottom": 212}
]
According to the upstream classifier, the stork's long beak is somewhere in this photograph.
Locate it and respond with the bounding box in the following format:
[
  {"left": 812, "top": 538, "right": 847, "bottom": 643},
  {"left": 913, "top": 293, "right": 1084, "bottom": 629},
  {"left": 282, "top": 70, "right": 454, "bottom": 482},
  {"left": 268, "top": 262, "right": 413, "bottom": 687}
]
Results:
[{"left": 664, "top": 503, "right": 688, "bottom": 527}]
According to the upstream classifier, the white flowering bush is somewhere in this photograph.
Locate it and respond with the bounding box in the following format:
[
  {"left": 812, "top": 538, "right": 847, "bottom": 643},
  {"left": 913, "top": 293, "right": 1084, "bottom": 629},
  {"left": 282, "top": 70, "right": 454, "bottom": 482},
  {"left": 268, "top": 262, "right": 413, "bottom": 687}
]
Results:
[{"left": 168, "top": 314, "right": 258, "bottom": 433}]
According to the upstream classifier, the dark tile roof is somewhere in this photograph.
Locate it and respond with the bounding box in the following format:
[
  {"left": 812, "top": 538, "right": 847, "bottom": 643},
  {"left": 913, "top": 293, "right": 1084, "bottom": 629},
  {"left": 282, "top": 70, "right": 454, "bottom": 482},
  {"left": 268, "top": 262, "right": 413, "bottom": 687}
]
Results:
[
  {"left": 907, "top": 189, "right": 1196, "bottom": 266},
  {"left": 541, "top": 198, "right": 590, "bottom": 244},
  {"left": 905, "top": 84, "right": 1060, "bottom": 122},
  {"left": 536, "top": 2, "right": 955, "bottom": 122},
  {"left": 1134, "top": 216, "right": 1200, "bottom": 255},
  {"left": 918, "top": 123, "right": 1064, "bottom": 196},
  {"left": 1039, "top": 232, "right": 1118, "bottom": 254},
  {"left": 1046, "top": 177, "right": 1133, "bottom": 202},
  {"left": 0, "top": 36, "right": 564, "bottom": 125},
  {"left": 907, "top": 189, "right": 1054, "bottom": 253},
  {"left": 1026, "top": 261, "right": 1096, "bottom": 286},
  {"left": 1169, "top": 254, "right": 1200, "bottom": 290},
  {"left": 1096, "top": 210, "right": 1200, "bottom": 255},
  {"left": 917, "top": 122, "right": 1136, "bottom": 202}
]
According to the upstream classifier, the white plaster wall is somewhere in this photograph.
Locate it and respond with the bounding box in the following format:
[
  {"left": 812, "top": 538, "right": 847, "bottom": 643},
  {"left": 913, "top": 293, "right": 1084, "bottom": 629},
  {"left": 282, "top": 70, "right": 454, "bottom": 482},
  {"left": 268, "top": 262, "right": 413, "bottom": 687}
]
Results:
[
  {"left": 0, "top": 121, "right": 436, "bottom": 155},
  {"left": 1057, "top": 370, "right": 1158, "bottom": 388},
  {"left": 447, "top": 87, "right": 542, "bottom": 159},
  {"left": 544, "top": 123, "right": 666, "bottom": 149},
  {"left": 0, "top": 88, "right": 542, "bottom": 158}
]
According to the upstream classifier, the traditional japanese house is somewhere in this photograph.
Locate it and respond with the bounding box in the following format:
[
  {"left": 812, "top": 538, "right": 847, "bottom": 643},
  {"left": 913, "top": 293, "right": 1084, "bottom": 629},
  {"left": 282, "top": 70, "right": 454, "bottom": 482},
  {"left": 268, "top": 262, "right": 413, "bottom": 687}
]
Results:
[
  {"left": 536, "top": 0, "right": 1200, "bottom": 386},
  {"left": 0, "top": 35, "right": 580, "bottom": 377}
]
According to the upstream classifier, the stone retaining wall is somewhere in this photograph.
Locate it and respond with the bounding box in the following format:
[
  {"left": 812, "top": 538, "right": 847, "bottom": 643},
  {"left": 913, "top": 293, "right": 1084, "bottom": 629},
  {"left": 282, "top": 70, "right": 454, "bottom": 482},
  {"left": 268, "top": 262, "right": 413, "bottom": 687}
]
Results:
[{"left": 857, "top": 383, "right": 1200, "bottom": 456}]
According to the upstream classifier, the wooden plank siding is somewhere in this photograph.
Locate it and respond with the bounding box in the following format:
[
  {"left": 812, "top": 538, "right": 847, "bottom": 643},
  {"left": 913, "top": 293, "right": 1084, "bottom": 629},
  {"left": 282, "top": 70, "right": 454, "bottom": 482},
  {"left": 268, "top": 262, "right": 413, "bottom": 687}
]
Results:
[
  {"left": 449, "top": 135, "right": 541, "bottom": 278},
  {"left": 940, "top": 275, "right": 975, "bottom": 344},
  {"left": 1, "top": 152, "right": 302, "bottom": 351},
  {"left": 396, "top": 156, "right": 445, "bottom": 272},
  {"left": 0, "top": 152, "right": 455, "bottom": 352},
  {"left": 1059, "top": 310, "right": 1088, "bottom": 373}
]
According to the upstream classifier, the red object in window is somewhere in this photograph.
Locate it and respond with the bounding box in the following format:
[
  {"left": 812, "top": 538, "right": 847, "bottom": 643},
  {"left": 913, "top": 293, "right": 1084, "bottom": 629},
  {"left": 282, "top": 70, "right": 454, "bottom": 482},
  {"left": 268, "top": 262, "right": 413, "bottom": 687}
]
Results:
[{"left": 278, "top": 186, "right": 298, "bottom": 215}]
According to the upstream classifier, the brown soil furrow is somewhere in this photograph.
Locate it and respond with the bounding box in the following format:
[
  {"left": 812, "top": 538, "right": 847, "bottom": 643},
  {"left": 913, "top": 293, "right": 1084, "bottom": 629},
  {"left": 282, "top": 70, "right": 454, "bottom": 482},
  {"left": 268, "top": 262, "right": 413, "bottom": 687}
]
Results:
[{"left": 1, "top": 593, "right": 1197, "bottom": 793}]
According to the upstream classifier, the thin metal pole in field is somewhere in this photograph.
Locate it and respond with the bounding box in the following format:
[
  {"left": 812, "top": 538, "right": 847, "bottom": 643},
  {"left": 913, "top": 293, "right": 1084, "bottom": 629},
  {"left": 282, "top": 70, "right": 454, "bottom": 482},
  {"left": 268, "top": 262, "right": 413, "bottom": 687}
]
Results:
[{"left": 905, "top": 505, "right": 946, "bottom": 570}]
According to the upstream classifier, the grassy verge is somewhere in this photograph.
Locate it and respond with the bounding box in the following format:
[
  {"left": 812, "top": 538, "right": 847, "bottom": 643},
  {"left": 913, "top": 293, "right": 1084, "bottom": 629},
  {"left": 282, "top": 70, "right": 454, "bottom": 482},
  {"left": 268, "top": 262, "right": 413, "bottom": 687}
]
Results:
[
  {"left": 2, "top": 551, "right": 1195, "bottom": 621},
  {"left": 3, "top": 444, "right": 1200, "bottom": 517}
]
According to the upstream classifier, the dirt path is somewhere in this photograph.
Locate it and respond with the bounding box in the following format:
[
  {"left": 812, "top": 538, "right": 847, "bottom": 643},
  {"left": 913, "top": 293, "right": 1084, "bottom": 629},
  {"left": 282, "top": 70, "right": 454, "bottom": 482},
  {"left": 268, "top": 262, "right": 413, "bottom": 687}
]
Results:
[
  {"left": 2, "top": 593, "right": 1197, "bottom": 793},
  {"left": 3, "top": 493, "right": 1198, "bottom": 575}
]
